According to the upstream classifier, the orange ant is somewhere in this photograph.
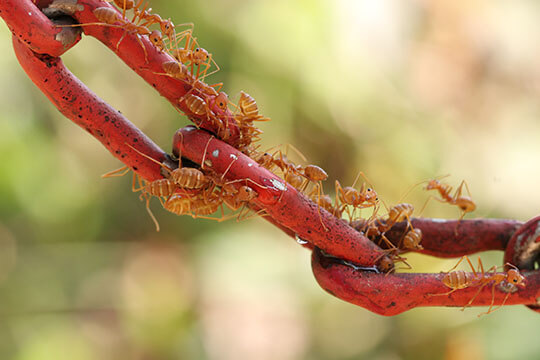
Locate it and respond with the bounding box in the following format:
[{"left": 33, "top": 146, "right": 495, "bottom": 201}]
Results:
[
  {"left": 334, "top": 171, "right": 379, "bottom": 220},
  {"left": 421, "top": 179, "right": 476, "bottom": 220},
  {"left": 300, "top": 166, "right": 329, "bottom": 231},
  {"left": 354, "top": 202, "right": 420, "bottom": 268},
  {"left": 109, "top": 0, "right": 193, "bottom": 55},
  {"left": 423, "top": 178, "right": 476, "bottom": 217},
  {"left": 164, "top": 180, "right": 260, "bottom": 223},
  {"left": 429, "top": 256, "right": 526, "bottom": 316},
  {"left": 179, "top": 92, "right": 232, "bottom": 140},
  {"left": 170, "top": 30, "right": 219, "bottom": 81},
  {"left": 421, "top": 177, "right": 476, "bottom": 234},
  {"left": 220, "top": 183, "right": 263, "bottom": 221},
  {"left": 59, "top": 7, "right": 151, "bottom": 61},
  {"left": 233, "top": 91, "right": 270, "bottom": 122},
  {"left": 126, "top": 143, "right": 209, "bottom": 191},
  {"left": 121, "top": 143, "right": 214, "bottom": 226},
  {"left": 162, "top": 182, "right": 224, "bottom": 221},
  {"left": 381, "top": 203, "right": 423, "bottom": 251},
  {"left": 133, "top": 10, "right": 194, "bottom": 53},
  {"left": 228, "top": 91, "right": 270, "bottom": 153}
]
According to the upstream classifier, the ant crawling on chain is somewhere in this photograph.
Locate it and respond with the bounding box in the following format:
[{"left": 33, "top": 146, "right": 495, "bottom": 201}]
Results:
[{"left": 429, "top": 255, "right": 525, "bottom": 316}]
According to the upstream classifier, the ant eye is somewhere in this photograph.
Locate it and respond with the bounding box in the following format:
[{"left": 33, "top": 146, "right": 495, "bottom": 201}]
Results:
[{"left": 367, "top": 188, "right": 372, "bottom": 191}]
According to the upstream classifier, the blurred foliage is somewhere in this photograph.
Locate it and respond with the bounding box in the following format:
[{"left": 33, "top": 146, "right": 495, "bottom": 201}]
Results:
[{"left": 1, "top": 0, "right": 540, "bottom": 359}]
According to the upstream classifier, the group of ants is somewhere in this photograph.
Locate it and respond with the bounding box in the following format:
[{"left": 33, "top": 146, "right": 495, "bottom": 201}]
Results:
[{"left": 70, "top": 0, "right": 526, "bottom": 316}]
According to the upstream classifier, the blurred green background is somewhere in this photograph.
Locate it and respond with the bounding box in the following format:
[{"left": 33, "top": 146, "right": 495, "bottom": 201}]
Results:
[{"left": 1, "top": 0, "right": 540, "bottom": 359}]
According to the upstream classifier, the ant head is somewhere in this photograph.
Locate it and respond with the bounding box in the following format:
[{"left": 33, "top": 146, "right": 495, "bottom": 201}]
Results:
[
  {"left": 378, "top": 257, "right": 394, "bottom": 273},
  {"left": 215, "top": 92, "right": 229, "bottom": 111},
  {"left": 238, "top": 186, "right": 257, "bottom": 201},
  {"left": 149, "top": 30, "right": 162, "bottom": 44},
  {"left": 161, "top": 19, "right": 174, "bottom": 34},
  {"left": 194, "top": 48, "right": 210, "bottom": 62},
  {"left": 507, "top": 269, "right": 526, "bottom": 287},
  {"left": 425, "top": 179, "right": 440, "bottom": 190},
  {"left": 365, "top": 188, "right": 378, "bottom": 201}
]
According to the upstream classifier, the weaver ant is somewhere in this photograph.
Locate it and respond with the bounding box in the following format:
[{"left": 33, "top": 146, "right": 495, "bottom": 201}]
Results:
[
  {"left": 59, "top": 7, "right": 151, "bottom": 61},
  {"left": 334, "top": 171, "right": 379, "bottom": 220},
  {"left": 429, "top": 256, "right": 525, "bottom": 316}
]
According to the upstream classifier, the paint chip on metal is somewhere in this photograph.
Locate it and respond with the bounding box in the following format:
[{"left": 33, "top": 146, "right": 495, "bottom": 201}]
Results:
[{"left": 270, "top": 178, "right": 287, "bottom": 191}]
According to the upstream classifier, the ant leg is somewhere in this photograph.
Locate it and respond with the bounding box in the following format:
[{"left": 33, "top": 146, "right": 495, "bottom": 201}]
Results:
[
  {"left": 478, "top": 291, "right": 511, "bottom": 317},
  {"left": 140, "top": 191, "right": 160, "bottom": 232},
  {"left": 428, "top": 288, "right": 460, "bottom": 297},
  {"left": 210, "top": 82, "right": 224, "bottom": 94},
  {"left": 115, "top": 30, "right": 128, "bottom": 51},
  {"left": 116, "top": 0, "right": 131, "bottom": 20},
  {"left": 169, "top": 25, "right": 194, "bottom": 50},
  {"left": 132, "top": 173, "right": 146, "bottom": 193},
  {"left": 445, "top": 255, "right": 474, "bottom": 274},
  {"left": 130, "top": 0, "right": 148, "bottom": 24},
  {"left": 220, "top": 157, "right": 238, "bottom": 182},
  {"left": 460, "top": 283, "right": 488, "bottom": 311},
  {"left": 238, "top": 207, "right": 267, "bottom": 222},
  {"left": 124, "top": 143, "right": 173, "bottom": 176},
  {"left": 201, "top": 54, "right": 220, "bottom": 81},
  {"left": 200, "top": 135, "right": 214, "bottom": 170},
  {"left": 378, "top": 233, "right": 399, "bottom": 252},
  {"left": 453, "top": 179, "right": 473, "bottom": 199},
  {"left": 312, "top": 183, "right": 329, "bottom": 232},
  {"left": 286, "top": 143, "right": 308, "bottom": 162},
  {"left": 134, "top": 34, "right": 148, "bottom": 63},
  {"left": 102, "top": 165, "right": 130, "bottom": 178},
  {"left": 418, "top": 194, "right": 448, "bottom": 217},
  {"left": 477, "top": 257, "right": 490, "bottom": 277},
  {"left": 351, "top": 171, "right": 373, "bottom": 190},
  {"left": 467, "top": 256, "right": 481, "bottom": 277},
  {"left": 393, "top": 254, "right": 412, "bottom": 271}
]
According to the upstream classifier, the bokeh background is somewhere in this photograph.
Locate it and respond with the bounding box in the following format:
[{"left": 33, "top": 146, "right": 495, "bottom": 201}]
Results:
[{"left": 1, "top": 0, "right": 540, "bottom": 359}]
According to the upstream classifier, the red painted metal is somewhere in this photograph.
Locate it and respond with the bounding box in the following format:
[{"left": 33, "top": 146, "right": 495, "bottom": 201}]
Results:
[
  {"left": 504, "top": 216, "right": 540, "bottom": 313},
  {"left": 312, "top": 247, "right": 540, "bottom": 316},
  {"left": 353, "top": 218, "right": 522, "bottom": 257},
  {"left": 0, "top": 0, "right": 81, "bottom": 56}
]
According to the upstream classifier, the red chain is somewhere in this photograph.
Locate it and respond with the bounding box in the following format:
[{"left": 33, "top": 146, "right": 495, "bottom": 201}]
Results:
[{"left": 2, "top": 0, "right": 538, "bottom": 316}]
